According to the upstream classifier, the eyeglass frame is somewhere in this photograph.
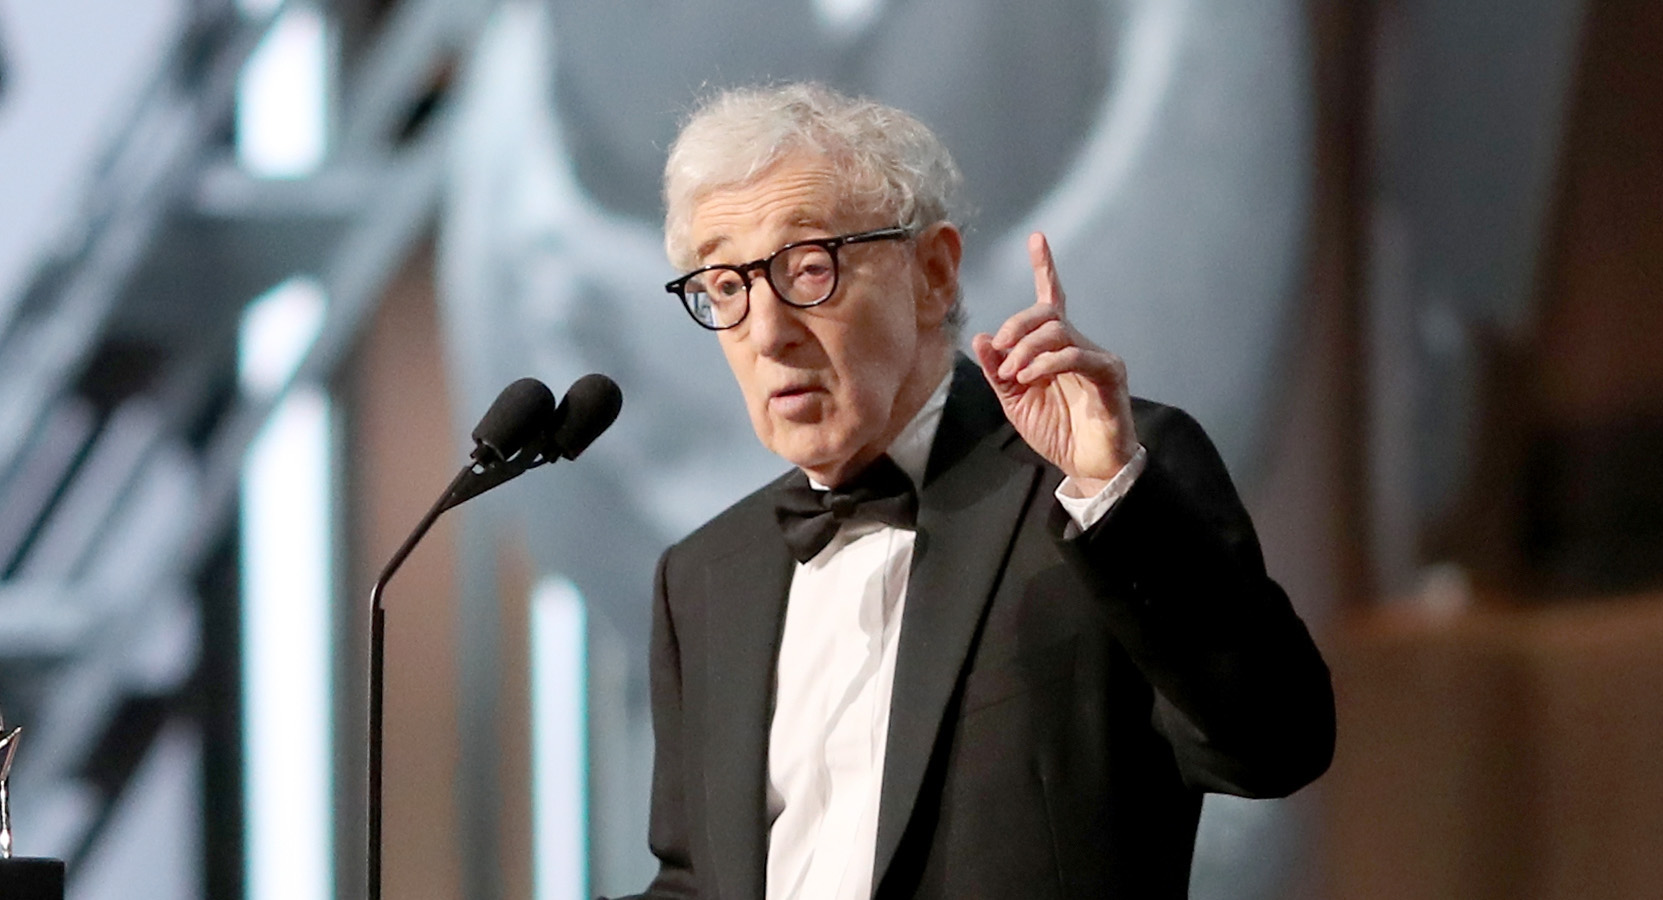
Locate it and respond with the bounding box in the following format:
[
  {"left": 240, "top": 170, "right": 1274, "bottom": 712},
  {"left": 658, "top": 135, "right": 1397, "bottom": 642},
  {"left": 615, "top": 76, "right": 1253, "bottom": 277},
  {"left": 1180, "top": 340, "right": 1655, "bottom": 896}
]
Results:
[{"left": 664, "top": 225, "right": 915, "bottom": 330}]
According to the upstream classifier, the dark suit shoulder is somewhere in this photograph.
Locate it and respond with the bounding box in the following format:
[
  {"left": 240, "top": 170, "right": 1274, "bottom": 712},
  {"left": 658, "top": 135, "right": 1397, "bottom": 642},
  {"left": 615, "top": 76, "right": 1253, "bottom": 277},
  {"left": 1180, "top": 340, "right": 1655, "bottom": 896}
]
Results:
[
  {"left": 1128, "top": 396, "right": 1209, "bottom": 452},
  {"left": 1125, "top": 397, "right": 1247, "bottom": 528}
]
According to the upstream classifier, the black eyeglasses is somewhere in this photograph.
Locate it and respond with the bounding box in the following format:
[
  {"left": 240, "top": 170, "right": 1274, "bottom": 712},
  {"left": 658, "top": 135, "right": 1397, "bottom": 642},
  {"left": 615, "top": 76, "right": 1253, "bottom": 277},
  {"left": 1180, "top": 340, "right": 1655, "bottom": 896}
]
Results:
[{"left": 665, "top": 226, "right": 913, "bottom": 330}]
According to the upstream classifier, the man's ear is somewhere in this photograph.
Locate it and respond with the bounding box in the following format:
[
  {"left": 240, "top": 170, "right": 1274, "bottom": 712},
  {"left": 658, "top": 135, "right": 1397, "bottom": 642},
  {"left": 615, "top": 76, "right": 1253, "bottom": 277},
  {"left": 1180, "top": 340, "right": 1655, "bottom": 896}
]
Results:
[{"left": 913, "top": 222, "right": 963, "bottom": 328}]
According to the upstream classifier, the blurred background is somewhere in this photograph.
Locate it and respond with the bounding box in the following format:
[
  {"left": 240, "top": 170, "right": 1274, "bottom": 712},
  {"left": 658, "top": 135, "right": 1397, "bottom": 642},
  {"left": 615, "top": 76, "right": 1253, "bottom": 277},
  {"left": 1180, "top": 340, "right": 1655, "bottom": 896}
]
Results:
[{"left": 0, "top": 0, "right": 1659, "bottom": 897}]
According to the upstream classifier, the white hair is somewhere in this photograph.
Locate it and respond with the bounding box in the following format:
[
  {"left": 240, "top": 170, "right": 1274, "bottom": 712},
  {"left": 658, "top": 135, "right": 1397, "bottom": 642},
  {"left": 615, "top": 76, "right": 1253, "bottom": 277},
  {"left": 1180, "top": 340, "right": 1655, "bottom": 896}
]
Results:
[{"left": 662, "top": 83, "right": 964, "bottom": 272}]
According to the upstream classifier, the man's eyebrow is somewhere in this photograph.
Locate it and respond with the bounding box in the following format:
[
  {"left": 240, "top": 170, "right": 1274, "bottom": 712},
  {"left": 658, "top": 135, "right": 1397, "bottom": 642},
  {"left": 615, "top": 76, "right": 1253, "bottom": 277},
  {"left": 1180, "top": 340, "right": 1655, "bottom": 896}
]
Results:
[
  {"left": 786, "top": 211, "right": 830, "bottom": 233},
  {"left": 693, "top": 235, "right": 727, "bottom": 264},
  {"left": 693, "top": 212, "right": 831, "bottom": 264}
]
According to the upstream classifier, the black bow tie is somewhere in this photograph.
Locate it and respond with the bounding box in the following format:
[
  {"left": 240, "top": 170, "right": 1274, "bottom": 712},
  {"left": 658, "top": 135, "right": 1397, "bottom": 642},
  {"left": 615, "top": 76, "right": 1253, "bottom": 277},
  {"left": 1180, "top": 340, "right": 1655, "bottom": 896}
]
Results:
[{"left": 772, "top": 456, "right": 918, "bottom": 563}]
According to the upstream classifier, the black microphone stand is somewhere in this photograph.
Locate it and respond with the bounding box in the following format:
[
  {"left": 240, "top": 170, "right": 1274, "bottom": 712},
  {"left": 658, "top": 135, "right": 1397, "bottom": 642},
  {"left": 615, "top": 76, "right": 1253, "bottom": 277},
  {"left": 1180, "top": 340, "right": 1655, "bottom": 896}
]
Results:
[
  {"left": 366, "top": 450, "right": 545, "bottom": 900},
  {"left": 365, "top": 373, "right": 618, "bottom": 900}
]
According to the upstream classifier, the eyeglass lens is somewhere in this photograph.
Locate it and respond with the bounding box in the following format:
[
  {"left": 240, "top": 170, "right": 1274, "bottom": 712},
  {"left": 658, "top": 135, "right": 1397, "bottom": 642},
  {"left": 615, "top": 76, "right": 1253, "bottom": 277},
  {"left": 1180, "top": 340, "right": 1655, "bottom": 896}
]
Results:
[{"left": 683, "top": 243, "right": 837, "bottom": 328}]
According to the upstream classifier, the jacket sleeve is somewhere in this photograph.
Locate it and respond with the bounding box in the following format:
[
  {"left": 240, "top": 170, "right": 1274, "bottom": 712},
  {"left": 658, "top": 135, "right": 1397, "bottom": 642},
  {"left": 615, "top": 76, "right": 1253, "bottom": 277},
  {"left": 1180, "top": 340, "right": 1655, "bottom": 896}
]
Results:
[
  {"left": 607, "top": 550, "right": 701, "bottom": 899},
  {"left": 1056, "top": 403, "right": 1336, "bottom": 798}
]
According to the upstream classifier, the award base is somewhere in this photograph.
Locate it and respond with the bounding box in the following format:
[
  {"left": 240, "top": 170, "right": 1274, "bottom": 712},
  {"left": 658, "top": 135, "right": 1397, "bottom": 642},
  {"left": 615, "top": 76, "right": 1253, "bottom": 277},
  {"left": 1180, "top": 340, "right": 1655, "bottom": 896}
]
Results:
[{"left": 0, "top": 857, "right": 66, "bottom": 900}]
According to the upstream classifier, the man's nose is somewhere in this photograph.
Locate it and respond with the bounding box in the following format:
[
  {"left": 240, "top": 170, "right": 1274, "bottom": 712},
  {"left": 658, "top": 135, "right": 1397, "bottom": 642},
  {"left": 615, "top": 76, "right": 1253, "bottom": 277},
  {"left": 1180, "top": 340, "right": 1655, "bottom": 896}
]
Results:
[{"left": 743, "top": 275, "right": 805, "bottom": 356}]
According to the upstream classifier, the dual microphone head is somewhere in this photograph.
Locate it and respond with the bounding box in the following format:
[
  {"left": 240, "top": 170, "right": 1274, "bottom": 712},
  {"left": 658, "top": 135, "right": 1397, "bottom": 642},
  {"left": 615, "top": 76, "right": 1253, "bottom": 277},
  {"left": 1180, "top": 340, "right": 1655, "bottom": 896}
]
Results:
[
  {"left": 469, "top": 373, "right": 623, "bottom": 469},
  {"left": 449, "top": 373, "right": 623, "bottom": 512}
]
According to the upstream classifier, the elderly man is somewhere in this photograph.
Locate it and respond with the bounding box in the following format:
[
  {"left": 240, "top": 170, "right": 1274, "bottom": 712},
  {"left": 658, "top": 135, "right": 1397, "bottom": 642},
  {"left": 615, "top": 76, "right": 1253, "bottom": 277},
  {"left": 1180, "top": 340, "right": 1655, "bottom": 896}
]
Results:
[{"left": 621, "top": 83, "right": 1334, "bottom": 900}]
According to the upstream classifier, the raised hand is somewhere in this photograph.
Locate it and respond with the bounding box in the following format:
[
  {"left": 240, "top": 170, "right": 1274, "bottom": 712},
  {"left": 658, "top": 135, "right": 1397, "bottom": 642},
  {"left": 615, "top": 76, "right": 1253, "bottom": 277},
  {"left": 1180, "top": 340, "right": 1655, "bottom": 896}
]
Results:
[{"left": 971, "top": 232, "right": 1139, "bottom": 495}]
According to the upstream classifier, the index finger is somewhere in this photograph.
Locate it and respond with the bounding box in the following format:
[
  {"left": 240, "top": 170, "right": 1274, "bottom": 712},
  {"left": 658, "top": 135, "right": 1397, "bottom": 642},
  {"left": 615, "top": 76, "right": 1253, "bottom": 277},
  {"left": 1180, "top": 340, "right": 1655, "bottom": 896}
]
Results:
[{"left": 1029, "top": 232, "right": 1067, "bottom": 315}]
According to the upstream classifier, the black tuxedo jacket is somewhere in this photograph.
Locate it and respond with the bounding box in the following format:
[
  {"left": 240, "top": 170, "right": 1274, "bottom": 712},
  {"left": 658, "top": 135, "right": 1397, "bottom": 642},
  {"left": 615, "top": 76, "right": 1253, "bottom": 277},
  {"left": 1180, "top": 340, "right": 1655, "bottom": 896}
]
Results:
[{"left": 622, "top": 359, "right": 1334, "bottom": 899}]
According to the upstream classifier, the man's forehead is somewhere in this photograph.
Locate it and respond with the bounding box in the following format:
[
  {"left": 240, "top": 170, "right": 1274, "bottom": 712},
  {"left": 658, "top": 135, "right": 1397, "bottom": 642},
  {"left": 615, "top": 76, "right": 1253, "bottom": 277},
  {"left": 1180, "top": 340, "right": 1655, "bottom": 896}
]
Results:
[
  {"left": 692, "top": 208, "right": 835, "bottom": 263},
  {"left": 685, "top": 156, "right": 864, "bottom": 259}
]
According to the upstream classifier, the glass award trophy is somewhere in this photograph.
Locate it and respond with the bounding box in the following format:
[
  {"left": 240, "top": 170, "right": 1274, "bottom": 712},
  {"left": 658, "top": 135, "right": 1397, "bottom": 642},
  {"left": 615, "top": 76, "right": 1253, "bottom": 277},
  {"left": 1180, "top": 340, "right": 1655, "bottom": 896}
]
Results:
[{"left": 0, "top": 708, "right": 65, "bottom": 900}]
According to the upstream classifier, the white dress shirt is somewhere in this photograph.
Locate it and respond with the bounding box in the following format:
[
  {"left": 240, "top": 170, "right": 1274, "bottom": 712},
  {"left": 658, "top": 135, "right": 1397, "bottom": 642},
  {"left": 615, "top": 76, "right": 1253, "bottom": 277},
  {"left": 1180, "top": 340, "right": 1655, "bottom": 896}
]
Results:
[{"left": 763, "top": 370, "right": 1147, "bottom": 900}]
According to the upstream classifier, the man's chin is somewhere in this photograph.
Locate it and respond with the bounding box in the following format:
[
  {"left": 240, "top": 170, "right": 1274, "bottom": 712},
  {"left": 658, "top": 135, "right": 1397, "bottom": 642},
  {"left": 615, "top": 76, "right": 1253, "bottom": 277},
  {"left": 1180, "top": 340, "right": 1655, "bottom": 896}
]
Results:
[{"left": 766, "top": 430, "right": 856, "bottom": 479}]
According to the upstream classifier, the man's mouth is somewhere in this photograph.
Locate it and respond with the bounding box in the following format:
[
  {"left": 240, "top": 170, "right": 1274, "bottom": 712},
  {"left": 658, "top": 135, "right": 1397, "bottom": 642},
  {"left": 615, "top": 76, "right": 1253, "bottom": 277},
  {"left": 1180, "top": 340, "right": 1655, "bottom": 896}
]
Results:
[
  {"left": 770, "top": 381, "right": 822, "bottom": 400},
  {"left": 768, "top": 383, "right": 826, "bottom": 419}
]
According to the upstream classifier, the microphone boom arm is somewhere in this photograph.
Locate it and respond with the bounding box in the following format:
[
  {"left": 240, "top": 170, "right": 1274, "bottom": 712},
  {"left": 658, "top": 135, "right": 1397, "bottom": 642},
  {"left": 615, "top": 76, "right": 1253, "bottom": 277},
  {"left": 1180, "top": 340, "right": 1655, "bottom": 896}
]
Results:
[
  {"left": 365, "top": 449, "right": 544, "bottom": 900},
  {"left": 365, "top": 373, "right": 619, "bottom": 900}
]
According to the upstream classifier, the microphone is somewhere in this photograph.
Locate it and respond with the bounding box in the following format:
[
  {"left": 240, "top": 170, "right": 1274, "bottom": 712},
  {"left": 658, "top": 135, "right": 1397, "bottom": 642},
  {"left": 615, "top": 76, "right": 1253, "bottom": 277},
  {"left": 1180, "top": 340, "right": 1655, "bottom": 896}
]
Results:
[
  {"left": 546, "top": 372, "right": 624, "bottom": 460},
  {"left": 366, "top": 375, "right": 620, "bottom": 900},
  {"left": 445, "top": 374, "right": 621, "bottom": 510},
  {"left": 471, "top": 376, "right": 558, "bottom": 464}
]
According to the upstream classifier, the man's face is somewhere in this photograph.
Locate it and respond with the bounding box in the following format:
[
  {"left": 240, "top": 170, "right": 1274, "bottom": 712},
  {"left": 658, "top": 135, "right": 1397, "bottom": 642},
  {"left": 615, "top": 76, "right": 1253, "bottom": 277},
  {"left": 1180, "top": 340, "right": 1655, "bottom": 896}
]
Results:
[{"left": 684, "top": 155, "right": 953, "bottom": 484}]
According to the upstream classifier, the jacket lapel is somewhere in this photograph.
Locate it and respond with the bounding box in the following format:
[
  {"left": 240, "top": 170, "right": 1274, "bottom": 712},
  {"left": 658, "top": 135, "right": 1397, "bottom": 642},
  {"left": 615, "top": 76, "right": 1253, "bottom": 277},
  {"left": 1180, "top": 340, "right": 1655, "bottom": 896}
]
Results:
[
  {"left": 871, "top": 360, "right": 1043, "bottom": 889},
  {"left": 698, "top": 490, "right": 796, "bottom": 900}
]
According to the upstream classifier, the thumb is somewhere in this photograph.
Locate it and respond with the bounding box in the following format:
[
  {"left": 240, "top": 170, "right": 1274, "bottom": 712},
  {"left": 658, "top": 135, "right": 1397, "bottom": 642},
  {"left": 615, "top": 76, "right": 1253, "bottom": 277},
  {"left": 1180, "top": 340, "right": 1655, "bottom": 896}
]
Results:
[
  {"left": 972, "top": 334, "right": 1019, "bottom": 398},
  {"left": 971, "top": 333, "right": 1002, "bottom": 379}
]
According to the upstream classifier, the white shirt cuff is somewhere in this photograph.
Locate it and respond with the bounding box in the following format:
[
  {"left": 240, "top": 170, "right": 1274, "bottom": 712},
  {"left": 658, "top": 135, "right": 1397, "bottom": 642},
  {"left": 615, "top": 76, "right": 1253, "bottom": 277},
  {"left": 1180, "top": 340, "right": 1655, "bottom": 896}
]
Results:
[{"left": 1054, "top": 444, "right": 1148, "bottom": 532}]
